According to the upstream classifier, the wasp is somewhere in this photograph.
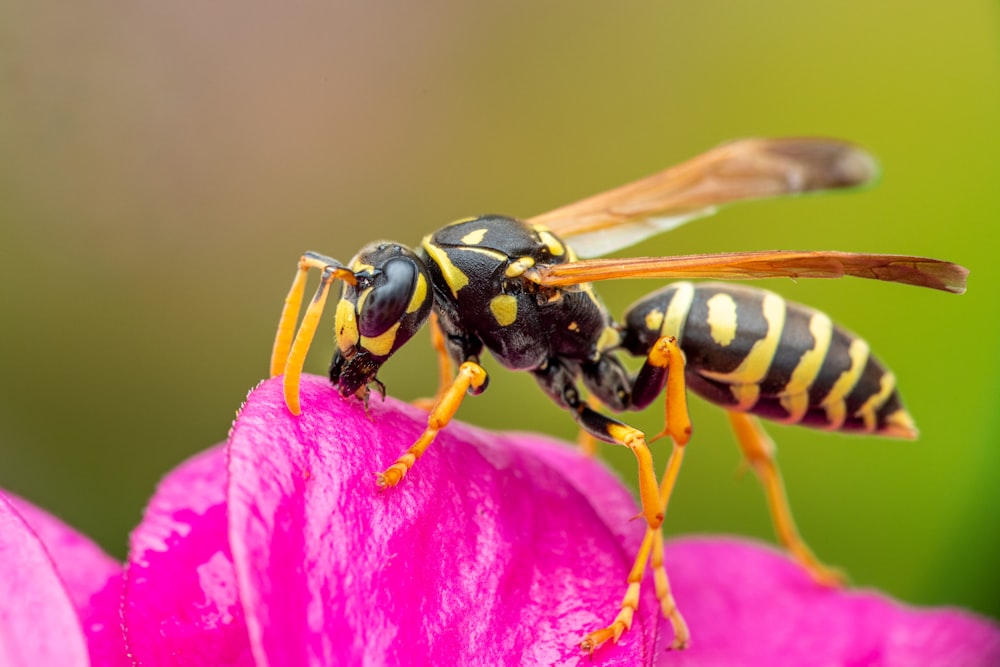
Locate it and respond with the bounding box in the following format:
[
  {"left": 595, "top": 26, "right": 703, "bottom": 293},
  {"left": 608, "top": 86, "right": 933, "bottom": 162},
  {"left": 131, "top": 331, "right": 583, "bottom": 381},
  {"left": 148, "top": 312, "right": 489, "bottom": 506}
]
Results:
[{"left": 268, "top": 138, "right": 968, "bottom": 654}]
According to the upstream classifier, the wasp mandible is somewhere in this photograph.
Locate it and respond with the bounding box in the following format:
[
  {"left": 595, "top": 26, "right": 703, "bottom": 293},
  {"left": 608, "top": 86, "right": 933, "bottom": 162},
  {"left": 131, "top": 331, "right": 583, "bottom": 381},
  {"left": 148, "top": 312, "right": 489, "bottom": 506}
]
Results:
[{"left": 268, "top": 137, "right": 968, "bottom": 654}]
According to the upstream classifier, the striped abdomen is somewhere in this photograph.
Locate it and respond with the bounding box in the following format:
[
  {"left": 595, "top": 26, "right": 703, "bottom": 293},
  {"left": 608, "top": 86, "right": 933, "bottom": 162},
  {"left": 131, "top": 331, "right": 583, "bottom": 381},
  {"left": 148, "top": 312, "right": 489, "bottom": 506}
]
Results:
[{"left": 620, "top": 282, "right": 916, "bottom": 438}]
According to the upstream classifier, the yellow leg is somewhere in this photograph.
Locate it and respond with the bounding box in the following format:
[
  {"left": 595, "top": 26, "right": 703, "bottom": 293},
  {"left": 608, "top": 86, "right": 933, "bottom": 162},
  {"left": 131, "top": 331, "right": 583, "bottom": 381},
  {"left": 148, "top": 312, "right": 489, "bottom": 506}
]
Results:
[
  {"left": 607, "top": 423, "right": 663, "bottom": 530},
  {"left": 580, "top": 522, "right": 656, "bottom": 652},
  {"left": 413, "top": 312, "right": 455, "bottom": 412},
  {"left": 270, "top": 264, "right": 310, "bottom": 378},
  {"left": 377, "top": 361, "right": 487, "bottom": 488},
  {"left": 581, "top": 440, "right": 691, "bottom": 653},
  {"left": 650, "top": 440, "right": 689, "bottom": 648},
  {"left": 727, "top": 412, "right": 845, "bottom": 587},
  {"left": 650, "top": 336, "right": 692, "bottom": 446},
  {"left": 582, "top": 337, "right": 693, "bottom": 654},
  {"left": 269, "top": 254, "right": 356, "bottom": 415}
]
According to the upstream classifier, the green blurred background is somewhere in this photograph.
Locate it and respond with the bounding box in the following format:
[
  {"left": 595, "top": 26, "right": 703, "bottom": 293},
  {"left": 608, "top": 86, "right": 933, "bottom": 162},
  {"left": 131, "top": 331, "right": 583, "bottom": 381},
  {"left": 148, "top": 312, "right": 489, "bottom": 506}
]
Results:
[{"left": 2, "top": 2, "right": 998, "bottom": 619}]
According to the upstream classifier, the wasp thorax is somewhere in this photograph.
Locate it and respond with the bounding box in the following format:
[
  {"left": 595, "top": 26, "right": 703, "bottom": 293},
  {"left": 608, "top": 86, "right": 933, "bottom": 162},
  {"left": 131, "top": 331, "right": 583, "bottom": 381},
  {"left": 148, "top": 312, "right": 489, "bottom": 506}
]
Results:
[{"left": 330, "top": 242, "right": 433, "bottom": 398}]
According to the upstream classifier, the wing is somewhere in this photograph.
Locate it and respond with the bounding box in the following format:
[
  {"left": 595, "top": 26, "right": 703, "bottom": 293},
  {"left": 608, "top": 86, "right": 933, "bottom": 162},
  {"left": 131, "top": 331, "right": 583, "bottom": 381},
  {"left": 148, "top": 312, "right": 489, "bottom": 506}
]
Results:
[
  {"left": 528, "top": 137, "right": 879, "bottom": 258},
  {"left": 531, "top": 250, "right": 968, "bottom": 294}
]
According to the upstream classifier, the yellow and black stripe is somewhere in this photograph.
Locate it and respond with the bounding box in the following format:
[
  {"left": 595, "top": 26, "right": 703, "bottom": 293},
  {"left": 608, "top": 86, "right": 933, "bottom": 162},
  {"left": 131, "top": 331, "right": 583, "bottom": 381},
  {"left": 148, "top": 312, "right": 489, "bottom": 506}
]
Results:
[{"left": 621, "top": 281, "right": 916, "bottom": 438}]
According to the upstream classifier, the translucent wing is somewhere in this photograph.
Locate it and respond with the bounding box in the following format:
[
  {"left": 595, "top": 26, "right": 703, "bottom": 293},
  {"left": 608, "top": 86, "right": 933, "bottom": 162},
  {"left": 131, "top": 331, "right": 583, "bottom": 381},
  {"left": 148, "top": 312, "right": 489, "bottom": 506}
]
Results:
[
  {"left": 532, "top": 250, "right": 968, "bottom": 294},
  {"left": 528, "top": 137, "right": 879, "bottom": 258}
]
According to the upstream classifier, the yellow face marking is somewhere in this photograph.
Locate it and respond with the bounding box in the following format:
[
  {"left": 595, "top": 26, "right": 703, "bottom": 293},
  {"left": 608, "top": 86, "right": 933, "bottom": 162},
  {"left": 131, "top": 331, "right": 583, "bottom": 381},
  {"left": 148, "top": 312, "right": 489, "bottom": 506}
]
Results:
[
  {"left": 505, "top": 256, "right": 536, "bottom": 278},
  {"left": 706, "top": 292, "right": 738, "bottom": 347},
  {"left": 536, "top": 230, "right": 565, "bottom": 257},
  {"left": 778, "top": 312, "right": 833, "bottom": 423},
  {"left": 821, "top": 338, "right": 870, "bottom": 430},
  {"left": 460, "top": 228, "right": 489, "bottom": 245},
  {"left": 355, "top": 286, "right": 374, "bottom": 313},
  {"left": 422, "top": 236, "right": 469, "bottom": 297},
  {"left": 702, "top": 291, "right": 786, "bottom": 388},
  {"left": 855, "top": 371, "right": 897, "bottom": 432},
  {"left": 361, "top": 322, "right": 401, "bottom": 357},
  {"left": 489, "top": 294, "right": 518, "bottom": 326},
  {"left": 351, "top": 260, "right": 375, "bottom": 273},
  {"left": 406, "top": 273, "right": 427, "bottom": 314},
  {"left": 644, "top": 308, "right": 664, "bottom": 333},
  {"left": 660, "top": 282, "right": 695, "bottom": 340},
  {"left": 335, "top": 298, "right": 359, "bottom": 353}
]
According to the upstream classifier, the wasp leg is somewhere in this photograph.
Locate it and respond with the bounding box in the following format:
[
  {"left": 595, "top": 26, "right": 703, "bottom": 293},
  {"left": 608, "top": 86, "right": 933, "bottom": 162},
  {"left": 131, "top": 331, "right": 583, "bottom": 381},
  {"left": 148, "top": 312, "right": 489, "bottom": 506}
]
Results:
[
  {"left": 630, "top": 336, "right": 692, "bottom": 446},
  {"left": 650, "top": 434, "right": 691, "bottom": 649},
  {"left": 377, "top": 360, "right": 487, "bottom": 489},
  {"left": 581, "top": 435, "right": 692, "bottom": 653},
  {"left": 413, "top": 312, "right": 455, "bottom": 412},
  {"left": 575, "top": 395, "right": 604, "bottom": 457},
  {"left": 727, "top": 412, "right": 845, "bottom": 587},
  {"left": 270, "top": 253, "right": 357, "bottom": 415},
  {"left": 546, "top": 374, "right": 663, "bottom": 529},
  {"left": 580, "top": 340, "right": 692, "bottom": 653}
]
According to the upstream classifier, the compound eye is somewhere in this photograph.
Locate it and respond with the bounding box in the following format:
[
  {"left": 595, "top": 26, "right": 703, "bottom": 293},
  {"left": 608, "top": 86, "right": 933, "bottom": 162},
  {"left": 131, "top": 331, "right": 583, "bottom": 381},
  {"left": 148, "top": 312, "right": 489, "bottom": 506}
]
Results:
[{"left": 357, "top": 256, "right": 418, "bottom": 337}]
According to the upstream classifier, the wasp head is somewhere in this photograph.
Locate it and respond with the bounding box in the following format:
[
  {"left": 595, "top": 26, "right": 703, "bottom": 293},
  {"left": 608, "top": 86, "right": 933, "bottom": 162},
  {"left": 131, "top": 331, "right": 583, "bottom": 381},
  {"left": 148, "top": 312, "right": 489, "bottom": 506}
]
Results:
[{"left": 330, "top": 242, "right": 433, "bottom": 402}]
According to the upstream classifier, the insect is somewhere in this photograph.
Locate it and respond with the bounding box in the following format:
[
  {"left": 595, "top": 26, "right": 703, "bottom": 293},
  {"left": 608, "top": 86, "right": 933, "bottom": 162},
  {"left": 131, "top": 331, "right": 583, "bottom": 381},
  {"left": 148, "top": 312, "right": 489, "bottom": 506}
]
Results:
[{"left": 268, "top": 137, "right": 968, "bottom": 654}]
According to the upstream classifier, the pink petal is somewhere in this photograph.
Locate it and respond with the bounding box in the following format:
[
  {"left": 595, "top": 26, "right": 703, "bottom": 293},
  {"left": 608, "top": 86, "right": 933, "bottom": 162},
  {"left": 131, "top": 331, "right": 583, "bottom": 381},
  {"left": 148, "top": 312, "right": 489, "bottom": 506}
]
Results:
[
  {"left": 7, "top": 493, "right": 128, "bottom": 667},
  {"left": 0, "top": 492, "right": 91, "bottom": 666},
  {"left": 657, "top": 537, "right": 1000, "bottom": 667},
  {"left": 226, "top": 376, "right": 1000, "bottom": 666},
  {"left": 123, "top": 444, "right": 254, "bottom": 666},
  {"left": 227, "top": 375, "right": 656, "bottom": 667}
]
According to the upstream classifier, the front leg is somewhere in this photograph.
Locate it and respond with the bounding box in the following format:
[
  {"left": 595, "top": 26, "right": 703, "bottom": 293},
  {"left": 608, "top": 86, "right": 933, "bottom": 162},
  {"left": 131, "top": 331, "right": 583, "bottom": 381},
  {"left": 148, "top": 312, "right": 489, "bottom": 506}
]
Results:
[{"left": 377, "top": 360, "right": 488, "bottom": 489}]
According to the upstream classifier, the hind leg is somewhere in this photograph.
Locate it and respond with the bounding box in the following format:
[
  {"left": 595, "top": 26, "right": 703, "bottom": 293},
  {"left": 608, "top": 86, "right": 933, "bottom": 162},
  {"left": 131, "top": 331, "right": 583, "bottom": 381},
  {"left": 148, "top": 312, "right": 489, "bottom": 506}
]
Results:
[{"left": 727, "top": 412, "right": 845, "bottom": 587}]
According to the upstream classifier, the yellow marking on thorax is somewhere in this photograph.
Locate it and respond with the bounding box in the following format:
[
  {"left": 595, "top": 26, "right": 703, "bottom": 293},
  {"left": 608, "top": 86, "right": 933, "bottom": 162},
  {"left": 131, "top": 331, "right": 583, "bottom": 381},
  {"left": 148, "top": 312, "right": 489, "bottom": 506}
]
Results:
[
  {"left": 660, "top": 282, "right": 696, "bottom": 340},
  {"left": 460, "top": 228, "right": 488, "bottom": 245},
  {"left": 459, "top": 246, "right": 507, "bottom": 261},
  {"left": 489, "top": 294, "right": 518, "bottom": 326},
  {"left": 406, "top": 273, "right": 427, "bottom": 314},
  {"left": 706, "top": 292, "right": 738, "bottom": 347},
  {"left": 702, "top": 292, "right": 786, "bottom": 389},
  {"left": 820, "top": 338, "right": 870, "bottom": 430},
  {"left": 506, "top": 256, "right": 536, "bottom": 278},
  {"left": 855, "top": 371, "right": 897, "bottom": 432},
  {"left": 536, "top": 230, "right": 565, "bottom": 256},
  {"left": 335, "top": 299, "right": 359, "bottom": 353},
  {"left": 422, "top": 236, "right": 469, "bottom": 297},
  {"left": 361, "top": 322, "right": 401, "bottom": 357},
  {"left": 778, "top": 312, "right": 833, "bottom": 423}
]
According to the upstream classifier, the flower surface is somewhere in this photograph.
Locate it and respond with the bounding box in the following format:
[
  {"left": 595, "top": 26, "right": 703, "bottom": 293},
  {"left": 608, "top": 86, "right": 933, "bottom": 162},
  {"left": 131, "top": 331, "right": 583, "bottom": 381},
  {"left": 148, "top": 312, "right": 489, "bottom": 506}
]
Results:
[{"left": 1, "top": 374, "right": 999, "bottom": 666}]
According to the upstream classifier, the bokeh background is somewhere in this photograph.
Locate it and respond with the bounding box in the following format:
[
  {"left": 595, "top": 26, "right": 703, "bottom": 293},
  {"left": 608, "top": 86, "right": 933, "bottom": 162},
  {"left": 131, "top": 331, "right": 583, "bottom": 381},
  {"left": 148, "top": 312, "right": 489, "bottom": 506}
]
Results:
[{"left": 2, "top": 1, "right": 998, "bottom": 621}]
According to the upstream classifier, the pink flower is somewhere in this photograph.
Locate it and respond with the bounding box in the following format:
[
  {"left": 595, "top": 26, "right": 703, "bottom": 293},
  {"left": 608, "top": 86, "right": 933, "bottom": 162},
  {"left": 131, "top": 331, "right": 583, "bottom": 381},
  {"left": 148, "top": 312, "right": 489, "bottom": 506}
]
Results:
[{"left": 2, "top": 374, "right": 998, "bottom": 666}]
